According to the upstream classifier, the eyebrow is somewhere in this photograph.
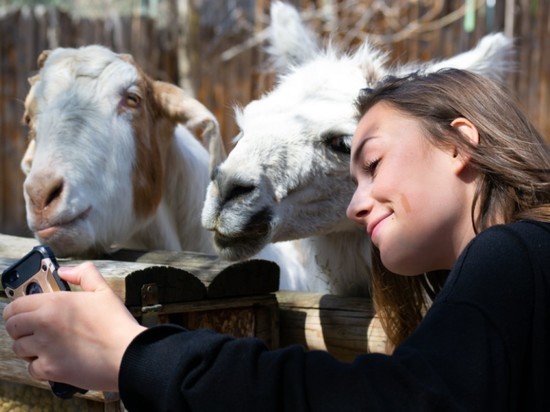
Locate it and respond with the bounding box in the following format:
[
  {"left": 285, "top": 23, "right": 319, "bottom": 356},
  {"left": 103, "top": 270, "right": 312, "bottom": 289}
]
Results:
[{"left": 352, "top": 136, "right": 374, "bottom": 165}]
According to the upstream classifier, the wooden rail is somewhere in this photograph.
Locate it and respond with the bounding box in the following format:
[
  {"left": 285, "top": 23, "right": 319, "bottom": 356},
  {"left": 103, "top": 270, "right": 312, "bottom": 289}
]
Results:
[{"left": 0, "top": 233, "right": 389, "bottom": 409}]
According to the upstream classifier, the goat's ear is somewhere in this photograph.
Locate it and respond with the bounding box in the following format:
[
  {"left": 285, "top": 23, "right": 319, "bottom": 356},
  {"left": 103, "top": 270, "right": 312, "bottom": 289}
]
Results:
[
  {"left": 119, "top": 53, "right": 135, "bottom": 64},
  {"left": 21, "top": 139, "right": 35, "bottom": 175},
  {"left": 37, "top": 50, "right": 51, "bottom": 69},
  {"left": 27, "top": 74, "right": 40, "bottom": 86},
  {"left": 153, "top": 80, "right": 227, "bottom": 173},
  {"left": 266, "top": 1, "right": 320, "bottom": 74}
]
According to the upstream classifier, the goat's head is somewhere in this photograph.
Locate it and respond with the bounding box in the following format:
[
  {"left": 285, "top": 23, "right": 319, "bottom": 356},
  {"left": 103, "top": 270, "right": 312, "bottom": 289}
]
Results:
[
  {"left": 22, "top": 45, "right": 219, "bottom": 257},
  {"left": 201, "top": 2, "right": 515, "bottom": 261}
]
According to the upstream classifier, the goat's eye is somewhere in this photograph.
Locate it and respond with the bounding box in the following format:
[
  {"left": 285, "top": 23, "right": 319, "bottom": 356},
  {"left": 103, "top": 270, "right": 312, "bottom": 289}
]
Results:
[
  {"left": 125, "top": 92, "right": 141, "bottom": 108},
  {"left": 325, "top": 134, "right": 351, "bottom": 155}
]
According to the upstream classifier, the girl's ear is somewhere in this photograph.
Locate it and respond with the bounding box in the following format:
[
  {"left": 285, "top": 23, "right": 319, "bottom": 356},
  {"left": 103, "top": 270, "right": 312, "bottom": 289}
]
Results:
[{"left": 449, "top": 117, "right": 479, "bottom": 174}]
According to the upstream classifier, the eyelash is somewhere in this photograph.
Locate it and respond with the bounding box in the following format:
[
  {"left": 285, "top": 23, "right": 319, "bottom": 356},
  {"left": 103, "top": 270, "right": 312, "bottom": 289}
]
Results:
[{"left": 362, "top": 158, "right": 380, "bottom": 177}]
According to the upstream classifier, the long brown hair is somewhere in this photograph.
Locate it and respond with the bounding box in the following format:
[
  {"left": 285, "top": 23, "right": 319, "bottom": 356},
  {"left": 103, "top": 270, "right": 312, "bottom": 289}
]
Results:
[{"left": 356, "top": 69, "right": 550, "bottom": 347}]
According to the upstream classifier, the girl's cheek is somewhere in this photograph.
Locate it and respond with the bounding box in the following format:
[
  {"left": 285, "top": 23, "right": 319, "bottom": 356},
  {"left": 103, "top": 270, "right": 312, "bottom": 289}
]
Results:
[{"left": 400, "top": 193, "right": 412, "bottom": 213}]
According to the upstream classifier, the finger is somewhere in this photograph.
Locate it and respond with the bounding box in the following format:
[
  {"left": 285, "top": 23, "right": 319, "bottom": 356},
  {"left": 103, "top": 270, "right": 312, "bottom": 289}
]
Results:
[
  {"left": 58, "top": 262, "right": 109, "bottom": 292},
  {"left": 12, "top": 334, "right": 40, "bottom": 360},
  {"left": 3, "top": 293, "right": 48, "bottom": 322},
  {"left": 4, "top": 311, "right": 38, "bottom": 339},
  {"left": 28, "top": 358, "right": 50, "bottom": 382},
  {"left": 27, "top": 347, "right": 73, "bottom": 384}
]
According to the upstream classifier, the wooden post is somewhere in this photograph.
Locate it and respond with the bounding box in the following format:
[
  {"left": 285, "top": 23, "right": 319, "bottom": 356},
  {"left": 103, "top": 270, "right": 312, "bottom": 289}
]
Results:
[{"left": 277, "top": 291, "right": 389, "bottom": 362}]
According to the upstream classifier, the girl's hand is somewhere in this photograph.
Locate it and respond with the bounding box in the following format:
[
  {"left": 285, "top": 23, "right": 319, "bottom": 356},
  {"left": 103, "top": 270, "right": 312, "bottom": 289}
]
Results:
[{"left": 2, "top": 261, "right": 146, "bottom": 392}]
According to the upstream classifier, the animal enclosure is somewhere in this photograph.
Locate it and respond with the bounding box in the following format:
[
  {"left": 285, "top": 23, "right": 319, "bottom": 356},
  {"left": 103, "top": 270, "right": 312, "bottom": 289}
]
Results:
[
  {"left": 0, "top": 232, "right": 386, "bottom": 410},
  {"left": 0, "top": 1, "right": 549, "bottom": 408}
]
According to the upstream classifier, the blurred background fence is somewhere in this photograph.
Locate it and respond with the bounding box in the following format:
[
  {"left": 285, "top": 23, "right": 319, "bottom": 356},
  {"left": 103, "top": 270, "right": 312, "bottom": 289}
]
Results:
[{"left": 1, "top": 0, "right": 549, "bottom": 236}]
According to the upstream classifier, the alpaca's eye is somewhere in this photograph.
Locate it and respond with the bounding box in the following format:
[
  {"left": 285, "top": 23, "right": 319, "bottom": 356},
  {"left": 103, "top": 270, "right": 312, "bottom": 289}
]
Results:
[
  {"left": 125, "top": 92, "right": 141, "bottom": 108},
  {"left": 324, "top": 134, "right": 351, "bottom": 155}
]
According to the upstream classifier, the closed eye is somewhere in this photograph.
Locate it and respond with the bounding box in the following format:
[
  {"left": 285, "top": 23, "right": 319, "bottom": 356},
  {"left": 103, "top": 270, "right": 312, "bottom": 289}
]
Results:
[
  {"left": 324, "top": 133, "right": 352, "bottom": 155},
  {"left": 362, "top": 158, "right": 380, "bottom": 177}
]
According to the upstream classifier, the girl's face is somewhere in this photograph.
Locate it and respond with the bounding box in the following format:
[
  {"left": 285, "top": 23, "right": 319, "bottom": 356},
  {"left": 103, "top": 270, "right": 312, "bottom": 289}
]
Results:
[{"left": 347, "top": 102, "right": 478, "bottom": 275}]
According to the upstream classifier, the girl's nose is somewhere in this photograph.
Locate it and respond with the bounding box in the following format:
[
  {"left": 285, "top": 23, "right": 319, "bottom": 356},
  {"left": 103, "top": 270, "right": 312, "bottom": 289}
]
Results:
[{"left": 346, "top": 185, "right": 372, "bottom": 225}]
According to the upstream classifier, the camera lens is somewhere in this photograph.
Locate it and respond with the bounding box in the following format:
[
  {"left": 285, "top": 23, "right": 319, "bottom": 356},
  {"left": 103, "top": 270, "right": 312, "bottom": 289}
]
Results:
[
  {"left": 7, "top": 271, "right": 19, "bottom": 283},
  {"left": 26, "top": 282, "right": 43, "bottom": 295}
]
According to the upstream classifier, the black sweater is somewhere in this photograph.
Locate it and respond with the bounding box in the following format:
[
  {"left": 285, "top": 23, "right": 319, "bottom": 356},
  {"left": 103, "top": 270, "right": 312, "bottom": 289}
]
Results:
[{"left": 119, "top": 220, "right": 550, "bottom": 411}]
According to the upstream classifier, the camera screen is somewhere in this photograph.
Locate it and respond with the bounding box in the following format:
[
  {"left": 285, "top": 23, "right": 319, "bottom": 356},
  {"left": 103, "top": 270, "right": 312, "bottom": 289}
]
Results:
[{"left": 2, "top": 251, "right": 42, "bottom": 289}]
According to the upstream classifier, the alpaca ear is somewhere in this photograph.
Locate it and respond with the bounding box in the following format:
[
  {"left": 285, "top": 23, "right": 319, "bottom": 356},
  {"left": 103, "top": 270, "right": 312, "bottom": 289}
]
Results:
[
  {"left": 418, "top": 33, "right": 516, "bottom": 82},
  {"left": 352, "top": 40, "right": 389, "bottom": 84},
  {"left": 266, "top": 1, "right": 320, "bottom": 74},
  {"left": 450, "top": 117, "right": 479, "bottom": 174}
]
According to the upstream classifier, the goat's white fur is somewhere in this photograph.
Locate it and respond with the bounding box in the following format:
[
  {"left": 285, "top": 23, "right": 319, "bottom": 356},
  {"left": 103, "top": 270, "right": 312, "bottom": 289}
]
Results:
[{"left": 21, "top": 45, "right": 224, "bottom": 258}]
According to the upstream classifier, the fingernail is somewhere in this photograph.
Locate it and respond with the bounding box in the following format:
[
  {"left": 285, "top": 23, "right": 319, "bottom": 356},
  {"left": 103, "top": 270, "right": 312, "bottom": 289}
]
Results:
[{"left": 57, "top": 266, "right": 74, "bottom": 275}]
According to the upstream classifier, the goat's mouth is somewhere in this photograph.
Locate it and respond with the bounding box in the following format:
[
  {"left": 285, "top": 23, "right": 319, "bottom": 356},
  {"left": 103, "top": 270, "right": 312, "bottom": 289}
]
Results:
[{"left": 35, "top": 207, "right": 92, "bottom": 239}]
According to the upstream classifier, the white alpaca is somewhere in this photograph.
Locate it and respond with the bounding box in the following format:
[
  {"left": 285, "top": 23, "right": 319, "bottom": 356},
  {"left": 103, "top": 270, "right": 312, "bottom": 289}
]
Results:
[
  {"left": 201, "top": 1, "right": 516, "bottom": 295},
  {"left": 21, "top": 45, "right": 226, "bottom": 258}
]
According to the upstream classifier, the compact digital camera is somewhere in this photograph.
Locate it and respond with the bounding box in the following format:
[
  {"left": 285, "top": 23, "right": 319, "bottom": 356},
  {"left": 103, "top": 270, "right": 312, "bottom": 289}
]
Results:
[
  {"left": 2, "top": 245, "right": 70, "bottom": 298},
  {"left": 1, "top": 245, "right": 88, "bottom": 399}
]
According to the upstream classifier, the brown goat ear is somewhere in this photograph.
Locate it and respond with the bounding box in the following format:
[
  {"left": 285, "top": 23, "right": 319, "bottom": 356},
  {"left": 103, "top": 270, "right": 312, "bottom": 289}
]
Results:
[
  {"left": 27, "top": 74, "right": 40, "bottom": 86},
  {"left": 153, "top": 80, "right": 227, "bottom": 172},
  {"left": 37, "top": 50, "right": 51, "bottom": 69},
  {"left": 153, "top": 81, "right": 198, "bottom": 124}
]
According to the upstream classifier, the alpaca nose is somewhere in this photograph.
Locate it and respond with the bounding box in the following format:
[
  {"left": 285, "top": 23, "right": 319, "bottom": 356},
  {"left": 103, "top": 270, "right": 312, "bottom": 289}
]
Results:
[
  {"left": 24, "top": 173, "right": 65, "bottom": 214},
  {"left": 215, "top": 168, "right": 256, "bottom": 205}
]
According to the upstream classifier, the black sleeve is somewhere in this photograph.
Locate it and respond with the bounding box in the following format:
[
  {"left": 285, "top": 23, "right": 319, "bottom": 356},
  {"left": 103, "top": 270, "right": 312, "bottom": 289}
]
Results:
[
  {"left": 119, "top": 324, "right": 470, "bottom": 412},
  {"left": 119, "top": 223, "right": 539, "bottom": 412}
]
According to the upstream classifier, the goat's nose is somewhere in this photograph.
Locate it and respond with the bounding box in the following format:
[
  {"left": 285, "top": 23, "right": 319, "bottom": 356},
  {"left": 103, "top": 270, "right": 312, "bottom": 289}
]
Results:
[
  {"left": 24, "top": 174, "right": 65, "bottom": 213},
  {"left": 215, "top": 169, "right": 255, "bottom": 204}
]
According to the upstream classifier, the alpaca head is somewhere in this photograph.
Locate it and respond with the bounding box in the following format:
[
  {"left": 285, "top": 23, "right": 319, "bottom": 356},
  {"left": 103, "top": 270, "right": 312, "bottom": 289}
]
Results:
[{"left": 202, "top": 2, "right": 515, "bottom": 261}]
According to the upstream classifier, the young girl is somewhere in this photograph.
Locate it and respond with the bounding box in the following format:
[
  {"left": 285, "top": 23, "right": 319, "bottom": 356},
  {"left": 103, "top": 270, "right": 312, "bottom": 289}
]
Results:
[{"left": 4, "top": 69, "right": 550, "bottom": 411}]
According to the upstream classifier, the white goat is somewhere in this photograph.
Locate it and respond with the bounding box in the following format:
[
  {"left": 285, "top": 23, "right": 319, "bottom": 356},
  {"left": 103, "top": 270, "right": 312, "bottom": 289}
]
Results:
[
  {"left": 21, "top": 45, "right": 225, "bottom": 258},
  {"left": 201, "top": 1, "right": 516, "bottom": 295}
]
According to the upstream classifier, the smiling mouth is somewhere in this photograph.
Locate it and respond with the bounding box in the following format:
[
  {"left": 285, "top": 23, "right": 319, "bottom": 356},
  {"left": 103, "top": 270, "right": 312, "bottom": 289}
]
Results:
[
  {"left": 367, "top": 213, "right": 392, "bottom": 238},
  {"left": 35, "top": 207, "right": 92, "bottom": 238}
]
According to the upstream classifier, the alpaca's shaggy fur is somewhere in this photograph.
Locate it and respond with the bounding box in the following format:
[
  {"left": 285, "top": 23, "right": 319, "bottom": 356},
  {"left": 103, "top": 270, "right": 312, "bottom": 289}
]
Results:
[{"left": 201, "top": 1, "right": 515, "bottom": 295}]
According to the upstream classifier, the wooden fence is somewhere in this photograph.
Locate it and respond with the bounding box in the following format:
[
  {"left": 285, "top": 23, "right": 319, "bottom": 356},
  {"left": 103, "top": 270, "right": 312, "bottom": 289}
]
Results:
[{"left": 1, "top": 0, "right": 549, "bottom": 237}]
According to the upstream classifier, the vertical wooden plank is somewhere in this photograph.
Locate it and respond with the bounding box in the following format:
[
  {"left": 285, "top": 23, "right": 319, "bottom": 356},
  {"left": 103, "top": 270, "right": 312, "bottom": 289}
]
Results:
[
  {"left": 527, "top": 0, "right": 541, "bottom": 129},
  {"left": 0, "top": 9, "right": 12, "bottom": 233},
  {"left": 3, "top": 8, "right": 31, "bottom": 237},
  {"left": 539, "top": 0, "right": 550, "bottom": 141},
  {"left": 57, "top": 9, "right": 75, "bottom": 49},
  {"left": 441, "top": 1, "right": 456, "bottom": 59},
  {"left": 515, "top": 0, "right": 530, "bottom": 115}
]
